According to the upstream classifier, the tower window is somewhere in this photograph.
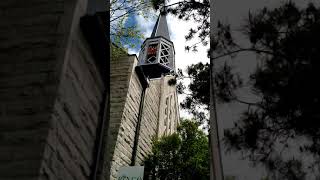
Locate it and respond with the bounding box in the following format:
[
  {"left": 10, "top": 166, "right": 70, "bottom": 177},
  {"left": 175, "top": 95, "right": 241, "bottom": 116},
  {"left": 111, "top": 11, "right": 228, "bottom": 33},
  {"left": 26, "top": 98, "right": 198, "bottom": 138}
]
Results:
[
  {"left": 146, "top": 43, "right": 158, "bottom": 63},
  {"left": 159, "top": 43, "right": 170, "bottom": 66}
]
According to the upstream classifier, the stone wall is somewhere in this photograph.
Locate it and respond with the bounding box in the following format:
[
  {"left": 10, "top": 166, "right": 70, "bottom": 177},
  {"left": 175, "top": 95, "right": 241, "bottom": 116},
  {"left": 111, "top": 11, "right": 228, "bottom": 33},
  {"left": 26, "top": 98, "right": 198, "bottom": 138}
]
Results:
[
  {"left": 105, "top": 54, "right": 179, "bottom": 180},
  {"left": 135, "top": 79, "right": 161, "bottom": 165},
  {"left": 0, "top": 0, "right": 71, "bottom": 179},
  {"left": 104, "top": 54, "right": 142, "bottom": 179},
  {"left": 39, "top": 9, "right": 105, "bottom": 180},
  {"left": 38, "top": 0, "right": 107, "bottom": 179},
  {"left": 157, "top": 75, "right": 180, "bottom": 136},
  {"left": 0, "top": 0, "right": 106, "bottom": 179}
]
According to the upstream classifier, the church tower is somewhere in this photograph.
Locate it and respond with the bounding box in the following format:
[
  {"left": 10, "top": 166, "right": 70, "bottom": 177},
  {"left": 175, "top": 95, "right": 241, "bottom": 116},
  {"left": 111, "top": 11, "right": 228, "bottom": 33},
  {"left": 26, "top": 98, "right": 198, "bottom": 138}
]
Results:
[
  {"left": 106, "top": 10, "right": 180, "bottom": 179},
  {"left": 135, "top": 11, "right": 179, "bottom": 137},
  {"left": 137, "top": 11, "right": 175, "bottom": 78}
]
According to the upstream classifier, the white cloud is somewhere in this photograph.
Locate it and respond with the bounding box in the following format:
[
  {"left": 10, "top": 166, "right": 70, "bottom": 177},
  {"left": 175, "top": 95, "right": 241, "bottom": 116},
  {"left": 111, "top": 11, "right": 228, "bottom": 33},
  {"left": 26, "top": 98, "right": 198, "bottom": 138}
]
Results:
[
  {"left": 166, "top": 14, "right": 209, "bottom": 69},
  {"left": 135, "top": 10, "right": 158, "bottom": 38},
  {"left": 167, "top": 13, "right": 209, "bottom": 119}
]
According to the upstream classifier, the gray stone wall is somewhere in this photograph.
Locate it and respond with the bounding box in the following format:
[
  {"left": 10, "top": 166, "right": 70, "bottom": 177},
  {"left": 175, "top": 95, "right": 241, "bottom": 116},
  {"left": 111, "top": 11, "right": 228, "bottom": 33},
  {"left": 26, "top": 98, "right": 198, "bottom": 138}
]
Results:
[
  {"left": 157, "top": 75, "right": 180, "bottom": 137},
  {"left": 104, "top": 54, "right": 142, "bottom": 179},
  {"left": 38, "top": 0, "right": 107, "bottom": 179},
  {"left": 0, "top": 0, "right": 105, "bottom": 179},
  {"left": 0, "top": 0, "right": 69, "bottom": 179},
  {"left": 105, "top": 54, "right": 179, "bottom": 180},
  {"left": 135, "top": 79, "right": 161, "bottom": 165},
  {"left": 39, "top": 15, "right": 105, "bottom": 180}
]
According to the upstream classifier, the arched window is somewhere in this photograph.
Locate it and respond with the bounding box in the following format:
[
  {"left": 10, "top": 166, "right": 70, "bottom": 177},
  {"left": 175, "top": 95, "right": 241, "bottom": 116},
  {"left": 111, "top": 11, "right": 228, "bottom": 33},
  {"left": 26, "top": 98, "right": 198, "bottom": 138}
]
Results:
[{"left": 164, "top": 97, "right": 169, "bottom": 126}]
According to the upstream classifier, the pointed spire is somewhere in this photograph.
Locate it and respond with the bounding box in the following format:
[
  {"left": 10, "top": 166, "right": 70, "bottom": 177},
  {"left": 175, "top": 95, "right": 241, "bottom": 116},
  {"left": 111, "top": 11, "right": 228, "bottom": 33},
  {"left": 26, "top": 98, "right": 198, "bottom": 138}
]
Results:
[{"left": 150, "top": 6, "right": 170, "bottom": 40}]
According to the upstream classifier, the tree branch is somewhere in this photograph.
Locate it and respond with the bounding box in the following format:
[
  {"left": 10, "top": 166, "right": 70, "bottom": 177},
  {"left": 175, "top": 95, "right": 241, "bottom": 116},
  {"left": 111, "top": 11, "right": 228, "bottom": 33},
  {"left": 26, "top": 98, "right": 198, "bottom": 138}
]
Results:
[
  {"left": 212, "top": 48, "right": 289, "bottom": 61},
  {"left": 164, "top": 1, "right": 210, "bottom": 9}
]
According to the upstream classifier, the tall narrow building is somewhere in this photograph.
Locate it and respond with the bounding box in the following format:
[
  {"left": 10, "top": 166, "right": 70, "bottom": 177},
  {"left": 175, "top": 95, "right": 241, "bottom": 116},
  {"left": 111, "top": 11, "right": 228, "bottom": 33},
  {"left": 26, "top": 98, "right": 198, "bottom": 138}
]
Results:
[{"left": 104, "top": 12, "right": 180, "bottom": 179}]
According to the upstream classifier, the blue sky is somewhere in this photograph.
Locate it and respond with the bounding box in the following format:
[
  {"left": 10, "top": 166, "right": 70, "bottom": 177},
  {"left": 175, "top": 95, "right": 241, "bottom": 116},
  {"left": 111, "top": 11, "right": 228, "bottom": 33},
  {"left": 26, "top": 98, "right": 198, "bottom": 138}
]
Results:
[
  {"left": 124, "top": 12, "right": 157, "bottom": 54},
  {"left": 122, "top": 14, "right": 145, "bottom": 52}
]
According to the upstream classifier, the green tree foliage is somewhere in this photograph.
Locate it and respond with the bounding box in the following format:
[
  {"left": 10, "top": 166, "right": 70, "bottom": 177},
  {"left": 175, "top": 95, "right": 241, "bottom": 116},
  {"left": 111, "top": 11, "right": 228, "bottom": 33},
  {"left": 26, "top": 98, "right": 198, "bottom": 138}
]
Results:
[
  {"left": 110, "top": 0, "right": 153, "bottom": 53},
  {"left": 178, "top": 61, "right": 242, "bottom": 125},
  {"left": 211, "top": 2, "right": 320, "bottom": 179},
  {"left": 143, "top": 120, "right": 209, "bottom": 180},
  {"left": 175, "top": 1, "right": 320, "bottom": 179},
  {"left": 178, "top": 63, "right": 210, "bottom": 124}
]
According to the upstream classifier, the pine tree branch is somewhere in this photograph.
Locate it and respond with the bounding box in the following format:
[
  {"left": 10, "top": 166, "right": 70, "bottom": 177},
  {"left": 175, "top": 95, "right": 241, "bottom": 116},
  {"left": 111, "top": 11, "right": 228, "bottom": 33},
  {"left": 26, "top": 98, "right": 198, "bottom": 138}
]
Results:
[
  {"left": 212, "top": 48, "right": 289, "bottom": 61},
  {"left": 110, "top": 2, "right": 150, "bottom": 22},
  {"left": 164, "top": 1, "right": 210, "bottom": 9}
]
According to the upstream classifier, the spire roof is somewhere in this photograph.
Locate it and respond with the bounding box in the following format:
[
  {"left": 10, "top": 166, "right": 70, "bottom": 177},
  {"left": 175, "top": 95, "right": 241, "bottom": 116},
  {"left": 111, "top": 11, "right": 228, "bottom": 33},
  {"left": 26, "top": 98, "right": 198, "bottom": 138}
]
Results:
[{"left": 150, "top": 12, "right": 170, "bottom": 40}]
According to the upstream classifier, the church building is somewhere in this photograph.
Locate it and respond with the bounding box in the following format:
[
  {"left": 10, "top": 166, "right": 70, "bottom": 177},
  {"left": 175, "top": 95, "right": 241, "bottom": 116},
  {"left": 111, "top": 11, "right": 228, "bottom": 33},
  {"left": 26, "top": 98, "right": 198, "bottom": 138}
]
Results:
[
  {"left": 0, "top": 0, "right": 179, "bottom": 179},
  {"left": 105, "top": 12, "right": 180, "bottom": 179}
]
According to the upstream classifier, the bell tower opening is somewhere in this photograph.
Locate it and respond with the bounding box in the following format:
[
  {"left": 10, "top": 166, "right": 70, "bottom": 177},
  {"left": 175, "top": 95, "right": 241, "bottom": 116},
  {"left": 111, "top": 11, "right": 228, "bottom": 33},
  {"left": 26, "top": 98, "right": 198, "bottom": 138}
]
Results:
[{"left": 137, "top": 8, "right": 175, "bottom": 79}]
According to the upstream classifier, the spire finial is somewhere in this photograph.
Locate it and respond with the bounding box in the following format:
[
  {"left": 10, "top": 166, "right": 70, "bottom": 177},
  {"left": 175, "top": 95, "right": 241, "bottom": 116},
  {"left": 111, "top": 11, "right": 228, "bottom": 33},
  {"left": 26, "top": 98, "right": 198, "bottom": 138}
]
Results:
[{"left": 150, "top": 1, "right": 170, "bottom": 40}]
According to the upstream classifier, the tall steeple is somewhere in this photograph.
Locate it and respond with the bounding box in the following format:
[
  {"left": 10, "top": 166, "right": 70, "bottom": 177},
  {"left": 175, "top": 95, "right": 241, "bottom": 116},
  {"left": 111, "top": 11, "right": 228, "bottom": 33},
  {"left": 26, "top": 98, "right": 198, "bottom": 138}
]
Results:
[
  {"left": 137, "top": 9, "right": 175, "bottom": 79},
  {"left": 150, "top": 13, "right": 170, "bottom": 40}
]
